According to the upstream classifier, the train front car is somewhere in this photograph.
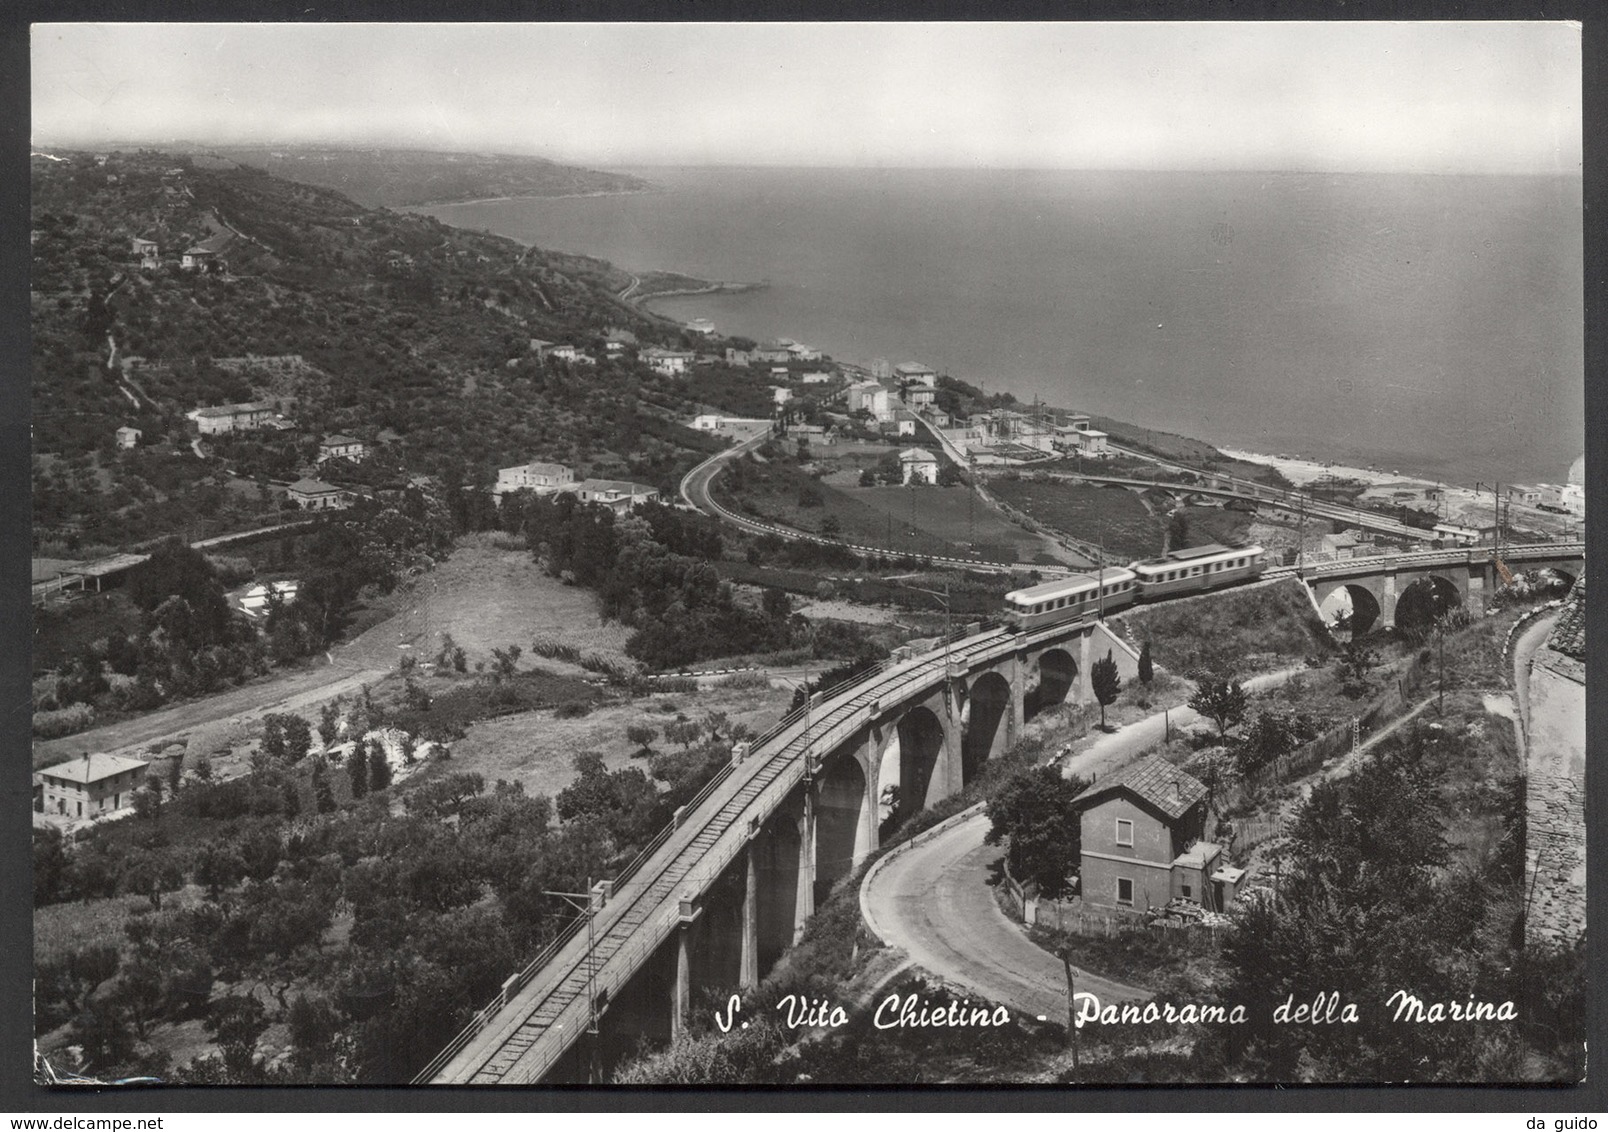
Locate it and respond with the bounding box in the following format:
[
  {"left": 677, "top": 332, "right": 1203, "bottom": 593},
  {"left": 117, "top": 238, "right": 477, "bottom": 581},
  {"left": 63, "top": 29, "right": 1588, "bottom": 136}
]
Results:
[
  {"left": 1132, "top": 542, "right": 1267, "bottom": 601},
  {"left": 1003, "top": 567, "right": 1138, "bottom": 632}
]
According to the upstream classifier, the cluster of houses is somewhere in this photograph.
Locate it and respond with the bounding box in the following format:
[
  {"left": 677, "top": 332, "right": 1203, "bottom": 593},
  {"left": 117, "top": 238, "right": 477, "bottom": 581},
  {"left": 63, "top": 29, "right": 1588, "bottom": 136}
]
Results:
[
  {"left": 490, "top": 460, "right": 660, "bottom": 515},
  {"left": 131, "top": 235, "right": 225, "bottom": 273}
]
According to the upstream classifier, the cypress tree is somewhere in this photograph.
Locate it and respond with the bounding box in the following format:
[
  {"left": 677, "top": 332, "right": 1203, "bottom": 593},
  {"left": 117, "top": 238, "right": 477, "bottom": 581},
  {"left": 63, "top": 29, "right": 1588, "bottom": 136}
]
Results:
[
  {"left": 311, "top": 759, "right": 336, "bottom": 814},
  {"left": 1138, "top": 639, "right": 1154, "bottom": 685},
  {"left": 348, "top": 742, "right": 369, "bottom": 798},
  {"left": 369, "top": 743, "right": 392, "bottom": 791}
]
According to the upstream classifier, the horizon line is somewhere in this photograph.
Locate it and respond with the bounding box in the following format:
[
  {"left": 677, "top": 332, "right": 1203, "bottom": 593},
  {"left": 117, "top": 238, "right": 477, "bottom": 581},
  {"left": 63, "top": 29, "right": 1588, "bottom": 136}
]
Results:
[{"left": 29, "top": 139, "right": 1580, "bottom": 180}]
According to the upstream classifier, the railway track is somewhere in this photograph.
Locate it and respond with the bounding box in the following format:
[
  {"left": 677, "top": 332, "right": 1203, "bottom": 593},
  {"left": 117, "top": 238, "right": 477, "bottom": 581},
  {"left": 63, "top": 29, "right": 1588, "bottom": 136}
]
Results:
[
  {"left": 678, "top": 432, "right": 1070, "bottom": 578},
  {"left": 426, "top": 621, "right": 1039, "bottom": 1083}
]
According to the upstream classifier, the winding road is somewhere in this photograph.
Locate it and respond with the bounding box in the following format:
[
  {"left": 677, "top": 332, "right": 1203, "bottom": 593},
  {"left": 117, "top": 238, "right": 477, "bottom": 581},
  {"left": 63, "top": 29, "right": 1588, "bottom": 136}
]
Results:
[
  {"left": 862, "top": 811, "right": 1150, "bottom": 1022},
  {"left": 858, "top": 664, "right": 1310, "bottom": 1019}
]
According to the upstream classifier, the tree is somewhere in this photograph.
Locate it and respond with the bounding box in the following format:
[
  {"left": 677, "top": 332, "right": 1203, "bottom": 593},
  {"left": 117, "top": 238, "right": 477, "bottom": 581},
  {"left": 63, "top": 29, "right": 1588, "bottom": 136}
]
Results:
[
  {"left": 317, "top": 701, "right": 341, "bottom": 748},
  {"left": 1090, "top": 650, "right": 1121, "bottom": 730},
  {"left": 626, "top": 725, "right": 658, "bottom": 757},
  {"left": 1137, "top": 639, "right": 1153, "bottom": 685},
  {"left": 491, "top": 644, "right": 522, "bottom": 682},
  {"left": 281, "top": 715, "right": 312, "bottom": 764},
  {"left": 984, "top": 766, "right": 1091, "bottom": 899},
  {"left": 1167, "top": 510, "right": 1190, "bottom": 550},
  {"left": 368, "top": 742, "right": 392, "bottom": 791},
  {"left": 205, "top": 994, "right": 269, "bottom": 1080},
  {"left": 1336, "top": 643, "right": 1380, "bottom": 700},
  {"left": 820, "top": 515, "right": 841, "bottom": 539},
  {"left": 663, "top": 717, "right": 704, "bottom": 750},
  {"left": 761, "top": 587, "right": 792, "bottom": 622},
  {"left": 1188, "top": 676, "right": 1248, "bottom": 740},
  {"left": 347, "top": 742, "right": 370, "bottom": 798},
  {"left": 311, "top": 759, "right": 337, "bottom": 814},
  {"left": 260, "top": 715, "right": 288, "bottom": 762}
]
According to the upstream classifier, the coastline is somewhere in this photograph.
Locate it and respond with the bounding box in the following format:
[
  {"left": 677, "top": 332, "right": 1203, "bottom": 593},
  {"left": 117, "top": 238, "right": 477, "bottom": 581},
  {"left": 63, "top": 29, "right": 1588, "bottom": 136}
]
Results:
[{"left": 402, "top": 186, "right": 660, "bottom": 210}]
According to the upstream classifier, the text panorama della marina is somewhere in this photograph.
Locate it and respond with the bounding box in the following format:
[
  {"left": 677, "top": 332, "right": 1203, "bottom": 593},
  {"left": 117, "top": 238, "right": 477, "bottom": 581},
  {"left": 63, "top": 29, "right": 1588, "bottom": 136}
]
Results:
[{"left": 718, "top": 990, "right": 1520, "bottom": 1032}]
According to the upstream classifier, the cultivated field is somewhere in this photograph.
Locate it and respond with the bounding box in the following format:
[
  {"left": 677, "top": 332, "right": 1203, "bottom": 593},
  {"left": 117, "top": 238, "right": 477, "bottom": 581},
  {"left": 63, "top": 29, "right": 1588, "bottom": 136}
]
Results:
[
  {"left": 839, "top": 484, "right": 1057, "bottom": 563},
  {"left": 987, "top": 478, "right": 1163, "bottom": 562}
]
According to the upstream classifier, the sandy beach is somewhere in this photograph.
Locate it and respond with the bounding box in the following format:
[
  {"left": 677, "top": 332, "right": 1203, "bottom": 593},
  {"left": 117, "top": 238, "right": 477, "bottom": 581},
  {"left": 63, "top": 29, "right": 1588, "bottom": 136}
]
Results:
[{"left": 1219, "top": 447, "right": 1581, "bottom": 537}]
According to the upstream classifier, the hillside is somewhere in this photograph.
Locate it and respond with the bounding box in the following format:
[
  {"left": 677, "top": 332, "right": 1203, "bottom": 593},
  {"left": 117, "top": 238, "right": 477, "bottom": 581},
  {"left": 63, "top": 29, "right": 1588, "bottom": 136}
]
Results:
[
  {"left": 68, "top": 143, "right": 651, "bottom": 207},
  {"left": 29, "top": 149, "right": 726, "bottom": 552}
]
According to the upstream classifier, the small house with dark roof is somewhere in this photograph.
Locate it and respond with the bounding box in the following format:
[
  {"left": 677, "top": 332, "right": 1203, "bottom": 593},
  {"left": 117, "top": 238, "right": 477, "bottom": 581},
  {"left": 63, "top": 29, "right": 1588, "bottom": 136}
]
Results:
[
  {"left": 287, "top": 477, "right": 349, "bottom": 511},
  {"left": 1073, "top": 754, "right": 1243, "bottom": 913},
  {"left": 180, "top": 246, "right": 218, "bottom": 271}
]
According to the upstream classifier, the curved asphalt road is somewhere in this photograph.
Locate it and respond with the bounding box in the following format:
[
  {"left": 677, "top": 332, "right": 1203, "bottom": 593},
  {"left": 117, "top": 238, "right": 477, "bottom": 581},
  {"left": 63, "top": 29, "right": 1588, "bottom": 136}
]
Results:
[
  {"left": 864, "top": 811, "right": 1150, "bottom": 1022},
  {"left": 861, "top": 664, "right": 1313, "bottom": 1020}
]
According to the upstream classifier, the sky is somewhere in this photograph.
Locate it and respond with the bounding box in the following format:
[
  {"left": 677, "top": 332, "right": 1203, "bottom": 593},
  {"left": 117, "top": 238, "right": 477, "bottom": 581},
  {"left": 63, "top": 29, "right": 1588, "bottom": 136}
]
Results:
[{"left": 31, "top": 21, "right": 1582, "bottom": 174}]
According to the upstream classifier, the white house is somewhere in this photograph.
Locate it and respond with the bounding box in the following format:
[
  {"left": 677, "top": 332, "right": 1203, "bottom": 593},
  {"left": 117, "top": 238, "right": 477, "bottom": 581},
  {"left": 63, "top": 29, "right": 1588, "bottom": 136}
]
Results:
[
  {"left": 287, "top": 477, "right": 350, "bottom": 511},
  {"left": 180, "top": 246, "right": 218, "bottom": 271},
  {"left": 772, "top": 386, "right": 793, "bottom": 405},
  {"left": 318, "top": 434, "right": 367, "bottom": 463},
  {"left": 37, "top": 754, "right": 150, "bottom": 820},
  {"left": 800, "top": 371, "right": 835, "bottom": 385},
  {"left": 894, "top": 361, "right": 937, "bottom": 387},
  {"left": 561, "top": 479, "right": 661, "bottom": 514},
  {"left": 494, "top": 461, "right": 574, "bottom": 499},
  {"left": 115, "top": 425, "right": 142, "bottom": 449},
  {"left": 549, "top": 344, "right": 579, "bottom": 362},
  {"left": 891, "top": 409, "right": 921, "bottom": 438},
  {"left": 189, "top": 401, "right": 277, "bottom": 435},
  {"left": 899, "top": 448, "right": 940, "bottom": 485},
  {"left": 686, "top": 318, "right": 717, "bottom": 336},
  {"left": 902, "top": 385, "right": 937, "bottom": 409},
  {"left": 846, "top": 381, "right": 892, "bottom": 421},
  {"left": 641, "top": 348, "right": 694, "bottom": 377}
]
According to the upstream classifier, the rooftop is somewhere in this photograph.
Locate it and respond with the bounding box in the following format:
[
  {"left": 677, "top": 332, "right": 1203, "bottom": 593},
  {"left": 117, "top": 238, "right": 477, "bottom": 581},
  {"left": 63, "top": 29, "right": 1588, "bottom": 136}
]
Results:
[
  {"left": 39, "top": 753, "right": 149, "bottom": 784},
  {"left": 1075, "top": 753, "right": 1209, "bottom": 821},
  {"left": 899, "top": 447, "right": 938, "bottom": 462},
  {"left": 321, "top": 434, "right": 360, "bottom": 447},
  {"left": 288, "top": 477, "right": 342, "bottom": 495},
  {"left": 571, "top": 478, "right": 658, "bottom": 496}
]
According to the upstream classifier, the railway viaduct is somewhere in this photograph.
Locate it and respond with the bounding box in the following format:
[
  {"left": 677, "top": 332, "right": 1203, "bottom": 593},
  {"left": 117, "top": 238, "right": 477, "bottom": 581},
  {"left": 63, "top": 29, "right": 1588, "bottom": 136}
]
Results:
[
  {"left": 1297, "top": 543, "right": 1583, "bottom": 633},
  {"left": 422, "top": 614, "right": 1140, "bottom": 1084}
]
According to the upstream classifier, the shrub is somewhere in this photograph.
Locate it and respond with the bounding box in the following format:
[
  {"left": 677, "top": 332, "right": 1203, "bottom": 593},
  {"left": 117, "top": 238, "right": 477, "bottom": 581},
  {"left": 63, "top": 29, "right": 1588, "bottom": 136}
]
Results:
[
  {"left": 555, "top": 701, "right": 591, "bottom": 719},
  {"left": 33, "top": 703, "right": 96, "bottom": 738}
]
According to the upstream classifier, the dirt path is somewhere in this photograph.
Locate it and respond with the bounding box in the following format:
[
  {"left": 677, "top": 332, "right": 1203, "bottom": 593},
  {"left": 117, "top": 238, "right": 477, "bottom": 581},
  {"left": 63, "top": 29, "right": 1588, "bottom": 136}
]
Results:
[
  {"left": 1056, "top": 664, "right": 1309, "bottom": 783},
  {"left": 32, "top": 661, "right": 390, "bottom": 766}
]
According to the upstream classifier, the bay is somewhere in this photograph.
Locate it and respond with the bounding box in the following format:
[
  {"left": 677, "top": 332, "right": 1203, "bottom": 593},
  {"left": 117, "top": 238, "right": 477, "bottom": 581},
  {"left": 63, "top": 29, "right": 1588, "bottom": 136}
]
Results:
[{"left": 416, "top": 166, "right": 1583, "bottom": 486}]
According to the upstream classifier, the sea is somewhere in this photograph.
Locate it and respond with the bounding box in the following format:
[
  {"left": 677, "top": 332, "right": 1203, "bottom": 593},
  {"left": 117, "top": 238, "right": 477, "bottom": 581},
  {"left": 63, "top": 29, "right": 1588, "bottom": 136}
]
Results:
[{"left": 415, "top": 166, "right": 1584, "bottom": 487}]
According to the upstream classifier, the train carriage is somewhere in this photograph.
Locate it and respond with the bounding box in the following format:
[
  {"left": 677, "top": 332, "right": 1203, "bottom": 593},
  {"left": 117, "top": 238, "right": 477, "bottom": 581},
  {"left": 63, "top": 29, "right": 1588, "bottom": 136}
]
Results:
[
  {"left": 1131, "top": 542, "right": 1266, "bottom": 600},
  {"left": 1004, "top": 567, "right": 1138, "bottom": 632}
]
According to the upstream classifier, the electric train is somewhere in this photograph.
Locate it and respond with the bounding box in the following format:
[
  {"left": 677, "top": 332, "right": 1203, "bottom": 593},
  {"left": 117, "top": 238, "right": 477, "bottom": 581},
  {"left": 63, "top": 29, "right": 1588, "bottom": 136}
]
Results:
[{"left": 1003, "top": 542, "right": 1268, "bottom": 632}]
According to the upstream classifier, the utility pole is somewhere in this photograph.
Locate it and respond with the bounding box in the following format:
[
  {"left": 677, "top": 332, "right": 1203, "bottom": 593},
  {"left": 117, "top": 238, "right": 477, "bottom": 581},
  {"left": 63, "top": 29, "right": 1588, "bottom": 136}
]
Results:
[
  {"left": 1437, "top": 620, "right": 1446, "bottom": 717},
  {"left": 1063, "top": 952, "right": 1079, "bottom": 1070},
  {"left": 542, "top": 884, "right": 603, "bottom": 1080}
]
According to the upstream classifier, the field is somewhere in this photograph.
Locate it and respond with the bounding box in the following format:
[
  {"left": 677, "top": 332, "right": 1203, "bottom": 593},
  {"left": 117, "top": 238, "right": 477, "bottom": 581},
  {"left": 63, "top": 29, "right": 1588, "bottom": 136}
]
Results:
[
  {"left": 1114, "top": 577, "right": 1334, "bottom": 679},
  {"left": 986, "top": 478, "right": 1163, "bottom": 562},
  {"left": 338, "top": 533, "right": 631, "bottom": 672},
  {"left": 446, "top": 680, "right": 794, "bottom": 800},
  {"left": 838, "top": 484, "right": 1063, "bottom": 564}
]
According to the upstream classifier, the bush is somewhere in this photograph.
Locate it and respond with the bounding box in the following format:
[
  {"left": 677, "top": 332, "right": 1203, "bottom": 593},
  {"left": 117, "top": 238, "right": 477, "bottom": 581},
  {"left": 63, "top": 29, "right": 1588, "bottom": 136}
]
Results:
[
  {"left": 554, "top": 701, "right": 592, "bottom": 719},
  {"left": 33, "top": 703, "right": 96, "bottom": 738}
]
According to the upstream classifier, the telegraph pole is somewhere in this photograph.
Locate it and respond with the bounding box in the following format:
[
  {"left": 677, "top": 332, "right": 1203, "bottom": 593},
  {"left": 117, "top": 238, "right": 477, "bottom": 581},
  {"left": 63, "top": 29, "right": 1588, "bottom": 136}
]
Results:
[{"left": 542, "top": 884, "right": 603, "bottom": 1080}]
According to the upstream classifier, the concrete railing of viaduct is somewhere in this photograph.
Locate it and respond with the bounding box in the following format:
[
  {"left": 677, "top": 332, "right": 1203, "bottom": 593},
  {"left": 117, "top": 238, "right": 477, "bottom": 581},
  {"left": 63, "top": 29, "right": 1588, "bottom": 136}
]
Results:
[
  {"left": 422, "top": 615, "right": 1140, "bottom": 1084},
  {"left": 1299, "top": 542, "right": 1583, "bottom": 632}
]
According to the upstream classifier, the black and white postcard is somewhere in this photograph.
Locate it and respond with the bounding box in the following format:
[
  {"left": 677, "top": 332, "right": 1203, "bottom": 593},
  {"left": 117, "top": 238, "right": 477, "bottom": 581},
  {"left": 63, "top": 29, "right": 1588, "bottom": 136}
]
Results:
[{"left": 23, "top": 17, "right": 1591, "bottom": 1100}]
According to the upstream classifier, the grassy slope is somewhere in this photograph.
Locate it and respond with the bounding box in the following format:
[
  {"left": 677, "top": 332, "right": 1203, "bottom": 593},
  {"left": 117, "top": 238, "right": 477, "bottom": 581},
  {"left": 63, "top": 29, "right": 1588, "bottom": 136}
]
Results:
[
  {"left": 1115, "top": 578, "right": 1332, "bottom": 679},
  {"left": 987, "top": 478, "right": 1162, "bottom": 562}
]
